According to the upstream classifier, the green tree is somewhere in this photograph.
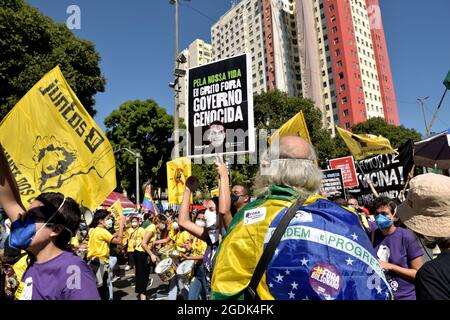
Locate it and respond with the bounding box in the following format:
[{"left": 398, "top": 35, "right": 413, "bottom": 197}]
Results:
[
  {"left": 350, "top": 117, "right": 422, "bottom": 147},
  {"left": 0, "top": 0, "right": 105, "bottom": 118},
  {"left": 104, "top": 100, "right": 174, "bottom": 200}
]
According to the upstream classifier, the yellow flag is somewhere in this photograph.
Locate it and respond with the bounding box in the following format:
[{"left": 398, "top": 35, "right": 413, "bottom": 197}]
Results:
[
  {"left": 108, "top": 199, "right": 123, "bottom": 231},
  {"left": 336, "top": 126, "right": 398, "bottom": 160},
  {"left": 0, "top": 66, "right": 116, "bottom": 210},
  {"left": 270, "top": 110, "right": 311, "bottom": 143},
  {"left": 210, "top": 188, "right": 219, "bottom": 197},
  {"left": 167, "top": 157, "right": 192, "bottom": 204}
]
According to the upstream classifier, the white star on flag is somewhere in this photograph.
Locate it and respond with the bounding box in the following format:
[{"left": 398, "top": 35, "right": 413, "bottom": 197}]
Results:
[
  {"left": 285, "top": 269, "right": 291, "bottom": 275},
  {"left": 351, "top": 233, "right": 358, "bottom": 240},
  {"left": 274, "top": 248, "right": 280, "bottom": 256},
  {"left": 291, "top": 281, "right": 298, "bottom": 290},
  {"left": 275, "top": 274, "right": 284, "bottom": 283},
  {"left": 376, "top": 287, "right": 382, "bottom": 294},
  {"left": 345, "top": 257, "right": 354, "bottom": 265},
  {"left": 269, "top": 283, "right": 274, "bottom": 288},
  {"left": 300, "top": 257, "right": 309, "bottom": 266},
  {"left": 288, "top": 291, "right": 295, "bottom": 299},
  {"left": 385, "top": 291, "right": 390, "bottom": 298}
]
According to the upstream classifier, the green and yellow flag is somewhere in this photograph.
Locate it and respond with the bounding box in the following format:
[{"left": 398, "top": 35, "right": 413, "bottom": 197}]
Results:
[
  {"left": 0, "top": 66, "right": 116, "bottom": 210},
  {"left": 167, "top": 157, "right": 191, "bottom": 204},
  {"left": 108, "top": 199, "right": 124, "bottom": 231},
  {"left": 336, "top": 126, "right": 398, "bottom": 160},
  {"left": 270, "top": 111, "right": 311, "bottom": 143},
  {"left": 444, "top": 69, "right": 450, "bottom": 90}
]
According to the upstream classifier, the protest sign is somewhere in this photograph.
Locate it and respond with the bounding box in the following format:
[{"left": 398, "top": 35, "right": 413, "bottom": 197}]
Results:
[
  {"left": 329, "top": 156, "right": 359, "bottom": 188},
  {"left": 321, "top": 169, "right": 345, "bottom": 199}
]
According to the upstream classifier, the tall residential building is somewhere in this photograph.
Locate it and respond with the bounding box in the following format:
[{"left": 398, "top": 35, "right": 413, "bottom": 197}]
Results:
[
  {"left": 211, "top": 0, "right": 302, "bottom": 96},
  {"left": 178, "top": 39, "right": 213, "bottom": 121},
  {"left": 210, "top": 0, "right": 399, "bottom": 134},
  {"left": 306, "top": 0, "right": 399, "bottom": 134}
]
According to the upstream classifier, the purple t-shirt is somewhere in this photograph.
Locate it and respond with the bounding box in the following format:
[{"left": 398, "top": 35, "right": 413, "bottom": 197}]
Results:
[
  {"left": 19, "top": 251, "right": 99, "bottom": 300},
  {"left": 373, "top": 227, "right": 423, "bottom": 300}
]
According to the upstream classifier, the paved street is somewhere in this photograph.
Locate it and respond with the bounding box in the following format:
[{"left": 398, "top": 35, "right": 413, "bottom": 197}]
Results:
[{"left": 112, "top": 266, "right": 169, "bottom": 300}]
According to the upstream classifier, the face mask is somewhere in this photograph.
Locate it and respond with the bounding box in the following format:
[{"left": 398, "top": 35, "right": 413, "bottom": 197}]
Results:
[
  {"left": 9, "top": 216, "right": 37, "bottom": 249},
  {"left": 158, "top": 223, "right": 166, "bottom": 230},
  {"left": 195, "top": 220, "right": 206, "bottom": 228},
  {"left": 172, "top": 222, "right": 179, "bottom": 230},
  {"left": 105, "top": 219, "right": 113, "bottom": 229},
  {"left": 131, "top": 221, "right": 138, "bottom": 227},
  {"left": 204, "top": 209, "right": 217, "bottom": 229},
  {"left": 375, "top": 214, "right": 393, "bottom": 230},
  {"left": 230, "top": 193, "right": 240, "bottom": 206},
  {"left": 10, "top": 198, "right": 67, "bottom": 249}
]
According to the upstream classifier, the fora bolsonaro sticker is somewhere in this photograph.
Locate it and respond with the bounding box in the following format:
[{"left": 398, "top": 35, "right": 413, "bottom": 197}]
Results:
[{"left": 309, "top": 262, "right": 343, "bottom": 300}]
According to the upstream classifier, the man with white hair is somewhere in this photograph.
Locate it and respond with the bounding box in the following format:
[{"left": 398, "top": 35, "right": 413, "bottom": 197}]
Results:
[{"left": 210, "top": 136, "right": 392, "bottom": 300}]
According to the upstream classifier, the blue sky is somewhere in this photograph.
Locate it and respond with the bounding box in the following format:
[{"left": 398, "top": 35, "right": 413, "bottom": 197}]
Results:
[{"left": 28, "top": 0, "right": 450, "bottom": 136}]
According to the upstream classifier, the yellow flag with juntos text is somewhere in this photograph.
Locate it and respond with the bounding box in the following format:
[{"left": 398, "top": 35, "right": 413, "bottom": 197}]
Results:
[
  {"left": 269, "top": 111, "right": 311, "bottom": 143},
  {"left": 108, "top": 199, "right": 124, "bottom": 231},
  {"left": 167, "top": 157, "right": 192, "bottom": 204},
  {"left": 336, "top": 126, "right": 398, "bottom": 160},
  {"left": 0, "top": 66, "right": 116, "bottom": 210}
]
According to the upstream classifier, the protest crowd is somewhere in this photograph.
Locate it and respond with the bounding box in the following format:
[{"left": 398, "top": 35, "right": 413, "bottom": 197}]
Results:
[
  {"left": 0, "top": 62, "right": 449, "bottom": 302},
  {"left": 1, "top": 132, "right": 449, "bottom": 301}
]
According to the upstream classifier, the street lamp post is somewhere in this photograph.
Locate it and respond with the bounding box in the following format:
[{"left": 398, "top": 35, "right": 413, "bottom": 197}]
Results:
[
  {"left": 417, "top": 96, "right": 430, "bottom": 137},
  {"left": 115, "top": 147, "right": 141, "bottom": 206},
  {"left": 169, "top": 0, "right": 190, "bottom": 158}
]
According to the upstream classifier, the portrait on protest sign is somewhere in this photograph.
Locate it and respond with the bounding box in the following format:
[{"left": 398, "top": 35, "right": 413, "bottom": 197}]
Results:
[{"left": 187, "top": 53, "right": 254, "bottom": 157}]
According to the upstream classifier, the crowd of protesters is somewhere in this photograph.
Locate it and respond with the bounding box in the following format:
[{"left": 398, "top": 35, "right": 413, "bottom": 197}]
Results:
[{"left": 1, "top": 137, "right": 449, "bottom": 300}]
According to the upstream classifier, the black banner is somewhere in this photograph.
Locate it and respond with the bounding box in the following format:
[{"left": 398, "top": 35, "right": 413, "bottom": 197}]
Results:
[
  {"left": 348, "top": 140, "right": 414, "bottom": 206},
  {"left": 187, "top": 53, "right": 254, "bottom": 157},
  {"left": 321, "top": 169, "right": 345, "bottom": 199}
]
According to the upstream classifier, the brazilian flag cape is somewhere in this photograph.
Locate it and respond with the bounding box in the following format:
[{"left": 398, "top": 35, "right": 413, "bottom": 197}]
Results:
[{"left": 211, "top": 185, "right": 393, "bottom": 300}]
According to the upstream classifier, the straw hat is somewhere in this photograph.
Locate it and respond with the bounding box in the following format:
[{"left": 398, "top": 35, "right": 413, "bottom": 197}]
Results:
[{"left": 397, "top": 173, "right": 450, "bottom": 237}]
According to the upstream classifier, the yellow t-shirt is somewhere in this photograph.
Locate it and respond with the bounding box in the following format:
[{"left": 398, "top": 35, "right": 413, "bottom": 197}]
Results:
[
  {"left": 175, "top": 230, "right": 192, "bottom": 253},
  {"left": 127, "top": 227, "right": 142, "bottom": 252},
  {"left": 191, "top": 237, "right": 207, "bottom": 256},
  {"left": 139, "top": 224, "right": 158, "bottom": 251},
  {"left": 133, "top": 227, "right": 148, "bottom": 252},
  {"left": 69, "top": 236, "right": 79, "bottom": 247},
  {"left": 87, "top": 227, "right": 114, "bottom": 263}
]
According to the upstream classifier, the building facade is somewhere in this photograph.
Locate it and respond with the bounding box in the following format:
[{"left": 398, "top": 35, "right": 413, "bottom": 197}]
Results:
[
  {"left": 178, "top": 39, "right": 214, "bottom": 121},
  {"left": 209, "top": 0, "right": 399, "bottom": 134}
]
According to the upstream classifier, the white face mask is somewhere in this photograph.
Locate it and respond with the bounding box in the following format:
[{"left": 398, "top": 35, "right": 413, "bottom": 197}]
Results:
[
  {"left": 204, "top": 210, "right": 217, "bottom": 229},
  {"left": 195, "top": 220, "right": 206, "bottom": 228},
  {"left": 172, "top": 222, "right": 179, "bottom": 230},
  {"left": 158, "top": 223, "right": 166, "bottom": 230},
  {"left": 104, "top": 219, "right": 113, "bottom": 229}
]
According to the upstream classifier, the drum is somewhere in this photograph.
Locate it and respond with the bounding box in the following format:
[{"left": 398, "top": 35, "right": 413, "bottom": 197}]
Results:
[
  {"left": 157, "top": 245, "right": 172, "bottom": 259},
  {"left": 155, "top": 258, "right": 176, "bottom": 282},
  {"left": 176, "top": 260, "right": 195, "bottom": 284}
]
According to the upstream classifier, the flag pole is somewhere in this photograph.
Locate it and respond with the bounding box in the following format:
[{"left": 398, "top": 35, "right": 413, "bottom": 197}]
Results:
[{"left": 355, "top": 161, "right": 380, "bottom": 198}]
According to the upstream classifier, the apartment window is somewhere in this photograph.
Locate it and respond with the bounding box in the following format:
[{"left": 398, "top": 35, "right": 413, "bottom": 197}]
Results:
[
  {"left": 323, "top": 81, "right": 328, "bottom": 88},
  {"left": 332, "top": 26, "right": 338, "bottom": 33},
  {"left": 338, "top": 72, "right": 344, "bottom": 79},
  {"left": 342, "top": 97, "right": 348, "bottom": 104},
  {"left": 345, "top": 122, "right": 351, "bottom": 129},
  {"left": 340, "top": 84, "right": 346, "bottom": 92},
  {"left": 343, "top": 109, "right": 349, "bottom": 117},
  {"left": 335, "top": 49, "right": 341, "bottom": 56},
  {"left": 329, "top": 4, "right": 334, "bottom": 11},
  {"left": 337, "top": 60, "right": 343, "bottom": 67},
  {"left": 333, "top": 38, "right": 339, "bottom": 45},
  {"left": 330, "top": 15, "right": 336, "bottom": 22}
]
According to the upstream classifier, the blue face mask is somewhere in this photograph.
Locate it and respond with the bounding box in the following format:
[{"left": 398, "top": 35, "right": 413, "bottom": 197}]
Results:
[
  {"left": 9, "top": 198, "right": 67, "bottom": 250},
  {"left": 375, "top": 214, "right": 393, "bottom": 230},
  {"left": 9, "top": 215, "right": 37, "bottom": 249}
]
